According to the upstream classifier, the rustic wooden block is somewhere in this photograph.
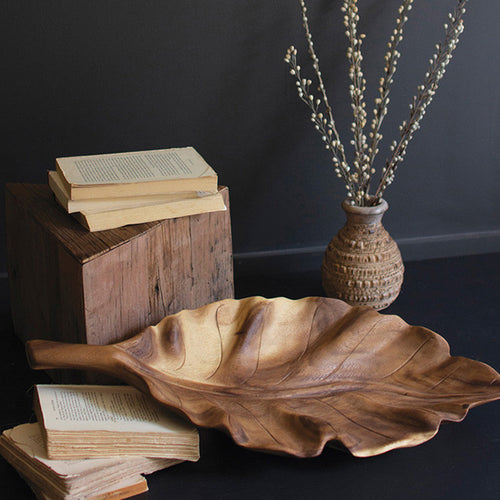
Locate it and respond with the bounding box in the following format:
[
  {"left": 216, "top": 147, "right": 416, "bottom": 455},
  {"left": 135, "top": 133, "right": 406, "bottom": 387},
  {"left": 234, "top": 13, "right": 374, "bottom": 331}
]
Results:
[{"left": 5, "top": 184, "right": 234, "bottom": 381}]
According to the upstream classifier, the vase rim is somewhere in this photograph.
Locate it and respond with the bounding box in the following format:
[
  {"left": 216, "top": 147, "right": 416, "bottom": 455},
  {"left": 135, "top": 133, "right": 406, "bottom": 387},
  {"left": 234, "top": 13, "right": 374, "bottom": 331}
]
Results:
[{"left": 341, "top": 198, "right": 388, "bottom": 216}]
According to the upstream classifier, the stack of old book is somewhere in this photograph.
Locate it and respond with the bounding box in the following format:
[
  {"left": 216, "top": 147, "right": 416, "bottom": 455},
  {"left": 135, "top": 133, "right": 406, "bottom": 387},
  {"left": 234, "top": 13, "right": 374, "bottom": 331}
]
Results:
[
  {"left": 0, "top": 384, "right": 200, "bottom": 500},
  {"left": 48, "top": 146, "right": 226, "bottom": 231}
]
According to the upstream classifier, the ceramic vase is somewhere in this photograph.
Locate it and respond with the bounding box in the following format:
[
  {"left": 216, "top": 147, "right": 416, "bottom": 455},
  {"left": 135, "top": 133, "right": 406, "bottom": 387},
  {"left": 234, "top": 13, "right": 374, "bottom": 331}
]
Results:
[{"left": 321, "top": 199, "right": 404, "bottom": 310}]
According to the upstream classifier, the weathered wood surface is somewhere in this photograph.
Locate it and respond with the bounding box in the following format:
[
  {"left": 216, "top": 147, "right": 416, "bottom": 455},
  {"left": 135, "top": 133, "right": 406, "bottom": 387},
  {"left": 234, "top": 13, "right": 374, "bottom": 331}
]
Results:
[
  {"left": 6, "top": 184, "right": 234, "bottom": 381},
  {"left": 27, "top": 296, "right": 500, "bottom": 458},
  {"left": 6, "top": 186, "right": 88, "bottom": 347}
]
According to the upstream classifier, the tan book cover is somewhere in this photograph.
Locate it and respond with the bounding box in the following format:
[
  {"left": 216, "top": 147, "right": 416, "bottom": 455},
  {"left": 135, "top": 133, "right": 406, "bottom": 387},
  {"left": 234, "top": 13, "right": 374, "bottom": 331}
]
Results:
[
  {"left": 73, "top": 190, "right": 226, "bottom": 231},
  {"left": 48, "top": 169, "right": 226, "bottom": 231},
  {"left": 56, "top": 147, "right": 218, "bottom": 200},
  {"left": 34, "top": 385, "right": 200, "bottom": 460}
]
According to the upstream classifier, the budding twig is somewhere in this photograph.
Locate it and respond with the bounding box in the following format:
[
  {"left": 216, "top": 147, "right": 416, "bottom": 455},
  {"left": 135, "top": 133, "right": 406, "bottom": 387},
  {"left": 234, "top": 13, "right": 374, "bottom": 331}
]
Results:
[{"left": 284, "top": 0, "right": 469, "bottom": 206}]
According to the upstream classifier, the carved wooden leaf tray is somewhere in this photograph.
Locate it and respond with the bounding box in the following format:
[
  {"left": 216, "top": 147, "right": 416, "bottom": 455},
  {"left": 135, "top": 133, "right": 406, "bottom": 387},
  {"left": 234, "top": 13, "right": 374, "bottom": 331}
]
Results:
[{"left": 26, "top": 297, "right": 500, "bottom": 458}]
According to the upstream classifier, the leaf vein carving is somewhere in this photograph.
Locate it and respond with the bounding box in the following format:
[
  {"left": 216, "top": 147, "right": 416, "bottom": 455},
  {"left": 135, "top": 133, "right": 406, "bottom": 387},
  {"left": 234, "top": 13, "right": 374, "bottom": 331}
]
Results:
[
  {"left": 381, "top": 337, "right": 432, "bottom": 380},
  {"left": 241, "top": 304, "right": 268, "bottom": 385},
  {"left": 428, "top": 363, "right": 461, "bottom": 391},
  {"left": 173, "top": 327, "right": 187, "bottom": 372},
  {"left": 234, "top": 401, "right": 281, "bottom": 445},
  {"left": 276, "top": 301, "right": 323, "bottom": 385},
  {"left": 206, "top": 304, "right": 225, "bottom": 380},
  {"left": 282, "top": 399, "right": 340, "bottom": 437},
  {"left": 317, "top": 398, "right": 394, "bottom": 441},
  {"left": 321, "top": 316, "right": 390, "bottom": 381}
]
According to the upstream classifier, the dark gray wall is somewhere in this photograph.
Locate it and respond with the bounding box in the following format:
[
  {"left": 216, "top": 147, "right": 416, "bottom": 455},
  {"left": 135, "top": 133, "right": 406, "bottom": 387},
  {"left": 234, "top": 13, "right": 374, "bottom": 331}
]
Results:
[{"left": 2, "top": 0, "right": 499, "bottom": 275}]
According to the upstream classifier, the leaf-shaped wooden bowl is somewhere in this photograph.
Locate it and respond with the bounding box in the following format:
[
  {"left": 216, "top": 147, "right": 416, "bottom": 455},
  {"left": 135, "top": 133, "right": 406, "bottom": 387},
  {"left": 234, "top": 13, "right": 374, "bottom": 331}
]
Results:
[{"left": 26, "top": 297, "right": 500, "bottom": 458}]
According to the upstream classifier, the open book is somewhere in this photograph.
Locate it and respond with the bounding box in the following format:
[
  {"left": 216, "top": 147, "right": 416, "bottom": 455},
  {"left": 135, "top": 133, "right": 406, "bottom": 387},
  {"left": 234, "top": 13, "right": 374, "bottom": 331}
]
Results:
[
  {"left": 34, "top": 385, "right": 200, "bottom": 461},
  {"left": 56, "top": 147, "right": 218, "bottom": 200}
]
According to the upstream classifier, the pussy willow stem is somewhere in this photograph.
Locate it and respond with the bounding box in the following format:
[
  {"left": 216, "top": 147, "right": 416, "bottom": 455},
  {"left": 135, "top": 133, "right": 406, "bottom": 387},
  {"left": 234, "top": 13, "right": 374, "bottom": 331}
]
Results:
[
  {"left": 363, "top": 0, "right": 413, "bottom": 196},
  {"left": 373, "top": 0, "right": 468, "bottom": 203},
  {"left": 299, "top": 0, "right": 348, "bottom": 168}
]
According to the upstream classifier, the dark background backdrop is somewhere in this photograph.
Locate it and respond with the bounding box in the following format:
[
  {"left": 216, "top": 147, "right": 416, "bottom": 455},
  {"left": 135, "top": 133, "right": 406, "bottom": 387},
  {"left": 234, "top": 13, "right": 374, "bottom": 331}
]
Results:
[
  {"left": 2, "top": 0, "right": 499, "bottom": 275},
  {"left": 1, "top": 3, "right": 500, "bottom": 498}
]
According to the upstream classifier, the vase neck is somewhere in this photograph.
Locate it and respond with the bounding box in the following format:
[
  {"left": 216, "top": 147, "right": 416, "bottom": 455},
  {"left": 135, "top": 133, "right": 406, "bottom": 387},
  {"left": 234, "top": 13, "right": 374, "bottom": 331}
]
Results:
[{"left": 341, "top": 199, "right": 388, "bottom": 225}]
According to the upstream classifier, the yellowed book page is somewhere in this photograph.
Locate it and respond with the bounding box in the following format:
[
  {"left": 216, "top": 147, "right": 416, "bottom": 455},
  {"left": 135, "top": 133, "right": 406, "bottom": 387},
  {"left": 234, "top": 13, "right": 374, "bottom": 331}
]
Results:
[
  {"left": 56, "top": 147, "right": 215, "bottom": 186},
  {"left": 80, "top": 191, "right": 223, "bottom": 214},
  {"left": 1, "top": 424, "right": 183, "bottom": 499},
  {"left": 48, "top": 170, "right": 213, "bottom": 213},
  {"left": 75, "top": 190, "right": 225, "bottom": 231},
  {"left": 3, "top": 423, "right": 134, "bottom": 475},
  {"left": 35, "top": 385, "right": 197, "bottom": 434},
  {"left": 26, "top": 474, "right": 148, "bottom": 500}
]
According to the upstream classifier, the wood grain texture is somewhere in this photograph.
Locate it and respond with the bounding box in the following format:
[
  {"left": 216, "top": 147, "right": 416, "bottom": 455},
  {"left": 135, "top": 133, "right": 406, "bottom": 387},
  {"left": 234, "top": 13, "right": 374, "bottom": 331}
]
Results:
[
  {"left": 6, "top": 184, "right": 234, "bottom": 381},
  {"left": 5, "top": 187, "right": 87, "bottom": 346},
  {"left": 82, "top": 200, "right": 234, "bottom": 345},
  {"left": 6, "top": 184, "right": 162, "bottom": 264},
  {"left": 26, "top": 297, "right": 500, "bottom": 458}
]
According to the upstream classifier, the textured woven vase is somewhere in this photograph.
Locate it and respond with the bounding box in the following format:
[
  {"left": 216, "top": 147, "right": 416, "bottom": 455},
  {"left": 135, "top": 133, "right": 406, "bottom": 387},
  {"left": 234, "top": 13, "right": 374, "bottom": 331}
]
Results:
[{"left": 321, "top": 199, "right": 404, "bottom": 310}]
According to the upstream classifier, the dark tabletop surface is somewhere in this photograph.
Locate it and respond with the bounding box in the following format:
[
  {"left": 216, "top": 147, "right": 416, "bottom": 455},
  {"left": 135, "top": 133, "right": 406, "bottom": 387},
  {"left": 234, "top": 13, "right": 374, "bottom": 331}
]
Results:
[{"left": 1, "top": 253, "right": 499, "bottom": 500}]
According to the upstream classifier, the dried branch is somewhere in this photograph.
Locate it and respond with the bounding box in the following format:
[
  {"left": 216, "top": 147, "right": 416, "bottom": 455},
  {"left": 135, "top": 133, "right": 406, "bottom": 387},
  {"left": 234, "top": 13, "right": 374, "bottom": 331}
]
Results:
[
  {"left": 373, "top": 0, "right": 468, "bottom": 203},
  {"left": 284, "top": 0, "right": 469, "bottom": 207},
  {"left": 364, "top": 0, "right": 414, "bottom": 198}
]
